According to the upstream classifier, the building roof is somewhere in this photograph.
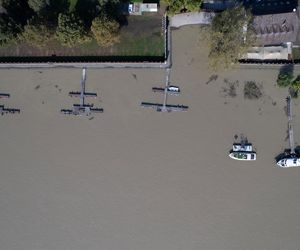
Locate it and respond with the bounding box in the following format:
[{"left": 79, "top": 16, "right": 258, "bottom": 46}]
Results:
[
  {"left": 245, "top": 0, "right": 298, "bottom": 15},
  {"left": 253, "top": 11, "right": 300, "bottom": 45},
  {"left": 244, "top": 44, "right": 291, "bottom": 60},
  {"left": 125, "top": 3, "right": 158, "bottom": 15},
  {"left": 202, "top": 0, "right": 298, "bottom": 15}
]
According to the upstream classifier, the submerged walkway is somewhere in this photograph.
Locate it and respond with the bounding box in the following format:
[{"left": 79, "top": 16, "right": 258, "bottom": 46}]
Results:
[{"left": 169, "top": 11, "right": 215, "bottom": 28}]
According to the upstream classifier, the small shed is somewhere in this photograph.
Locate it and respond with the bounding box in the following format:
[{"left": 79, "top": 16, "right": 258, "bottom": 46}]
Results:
[
  {"left": 128, "top": 3, "right": 158, "bottom": 15},
  {"left": 141, "top": 3, "right": 158, "bottom": 12}
]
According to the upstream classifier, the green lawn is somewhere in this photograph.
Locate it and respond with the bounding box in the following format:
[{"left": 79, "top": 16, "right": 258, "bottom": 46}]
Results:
[{"left": 0, "top": 11, "right": 165, "bottom": 60}]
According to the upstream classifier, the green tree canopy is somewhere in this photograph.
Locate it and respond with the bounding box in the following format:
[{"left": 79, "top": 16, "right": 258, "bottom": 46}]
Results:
[
  {"left": 19, "top": 17, "right": 52, "bottom": 47},
  {"left": 91, "top": 15, "right": 120, "bottom": 47},
  {"left": 185, "top": 0, "right": 202, "bottom": 12},
  {"left": 277, "top": 73, "right": 294, "bottom": 88},
  {"left": 205, "top": 5, "right": 255, "bottom": 70},
  {"left": 0, "top": 0, "right": 33, "bottom": 25},
  {"left": 0, "top": 13, "right": 21, "bottom": 46},
  {"left": 291, "top": 78, "right": 300, "bottom": 91},
  {"left": 56, "top": 13, "right": 90, "bottom": 47},
  {"left": 98, "top": 0, "right": 120, "bottom": 7},
  {"left": 276, "top": 72, "right": 300, "bottom": 98},
  {"left": 164, "top": 0, "right": 202, "bottom": 16},
  {"left": 28, "top": 0, "right": 49, "bottom": 13}
]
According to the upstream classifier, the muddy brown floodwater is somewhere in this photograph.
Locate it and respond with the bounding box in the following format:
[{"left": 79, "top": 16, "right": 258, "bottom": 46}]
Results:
[{"left": 1, "top": 25, "right": 300, "bottom": 250}]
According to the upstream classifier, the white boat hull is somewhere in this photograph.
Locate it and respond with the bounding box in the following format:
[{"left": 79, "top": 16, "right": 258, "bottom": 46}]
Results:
[
  {"left": 229, "top": 152, "right": 256, "bottom": 161},
  {"left": 277, "top": 157, "right": 300, "bottom": 168}
]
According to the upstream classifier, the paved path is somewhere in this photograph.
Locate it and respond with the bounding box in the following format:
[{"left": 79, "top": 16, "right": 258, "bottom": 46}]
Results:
[{"left": 169, "top": 11, "right": 215, "bottom": 28}]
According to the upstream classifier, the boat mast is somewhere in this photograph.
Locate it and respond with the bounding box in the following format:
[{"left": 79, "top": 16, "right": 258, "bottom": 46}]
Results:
[{"left": 287, "top": 95, "right": 295, "bottom": 155}]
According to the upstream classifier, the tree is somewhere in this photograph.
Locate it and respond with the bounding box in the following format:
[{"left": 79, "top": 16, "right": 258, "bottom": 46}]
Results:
[
  {"left": 289, "top": 77, "right": 300, "bottom": 99},
  {"left": 0, "top": 0, "right": 33, "bottom": 25},
  {"left": 185, "top": 0, "right": 202, "bottom": 12},
  {"left": 291, "top": 78, "right": 300, "bottom": 91},
  {"left": 75, "top": 0, "right": 99, "bottom": 27},
  {"left": 28, "top": 0, "right": 49, "bottom": 13},
  {"left": 165, "top": 0, "right": 183, "bottom": 15},
  {"left": 0, "top": 13, "right": 21, "bottom": 46},
  {"left": 97, "top": 0, "right": 120, "bottom": 19},
  {"left": 276, "top": 73, "right": 300, "bottom": 98},
  {"left": 56, "top": 13, "right": 91, "bottom": 47},
  {"left": 277, "top": 73, "right": 294, "bottom": 88},
  {"left": 164, "top": 0, "right": 202, "bottom": 16},
  {"left": 205, "top": 5, "right": 255, "bottom": 70},
  {"left": 91, "top": 15, "right": 120, "bottom": 47},
  {"left": 19, "top": 17, "right": 52, "bottom": 47},
  {"left": 98, "top": 0, "right": 120, "bottom": 7}
]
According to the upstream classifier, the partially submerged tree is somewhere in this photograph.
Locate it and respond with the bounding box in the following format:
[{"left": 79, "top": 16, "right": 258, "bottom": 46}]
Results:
[
  {"left": 206, "top": 5, "right": 255, "bottom": 70},
  {"left": 291, "top": 78, "right": 300, "bottom": 92},
  {"left": 277, "top": 73, "right": 294, "bottom": 88},
  {"left": 277, "top": 72, "right": 300, "bottom": 98},
  {"left": 244, "top": 81, "right": 263, "bottom": 100},
  {"left": 56, "top": 13, "right": 91, "bottom": 47},
  {"left": 91, "top": 15, "right": 120, "bottom": 47}
]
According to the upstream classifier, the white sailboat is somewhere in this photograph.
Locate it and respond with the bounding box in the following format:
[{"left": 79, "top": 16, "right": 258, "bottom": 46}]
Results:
[{"left": 276, "top": 95, "right": 300, "bottom": 168}]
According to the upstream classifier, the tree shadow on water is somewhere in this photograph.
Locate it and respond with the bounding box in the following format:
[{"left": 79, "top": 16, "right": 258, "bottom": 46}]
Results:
[{"left": 278, "top": 64, "right": 294, "bottom": 77}]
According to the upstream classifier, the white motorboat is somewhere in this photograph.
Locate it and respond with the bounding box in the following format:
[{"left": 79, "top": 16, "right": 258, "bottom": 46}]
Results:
[
  {"left": 277, "top": 157, "right": 300, "bottom": 168},
  {"left": 229, "top": 141, "right": 256, "bottom": 161},
  {"left": 232, "top": 143, "right": 253, "bottom": 152},
  {"left": 167, "top": 86, "right": 180, "bottom": 93},
  {"left": 152, "top": 86, "right": 180, "bottom": 95}
]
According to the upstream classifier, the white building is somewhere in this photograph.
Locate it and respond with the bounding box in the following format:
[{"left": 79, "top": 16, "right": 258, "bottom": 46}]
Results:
[{"left": 128, "top": 3, "right": 158, "bottom": 15}]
